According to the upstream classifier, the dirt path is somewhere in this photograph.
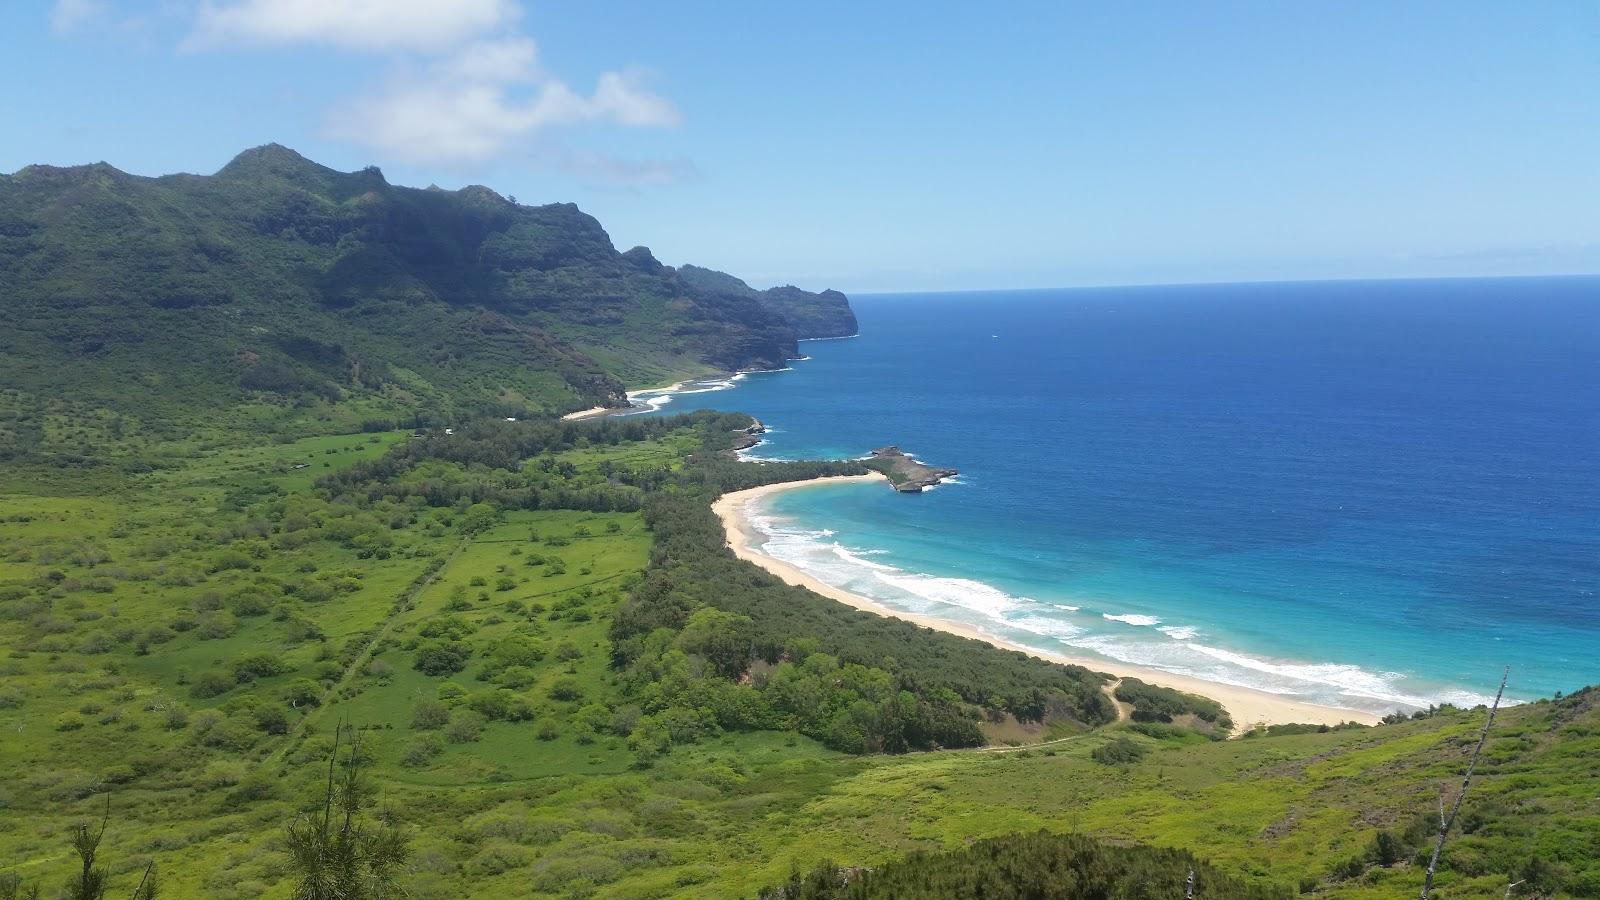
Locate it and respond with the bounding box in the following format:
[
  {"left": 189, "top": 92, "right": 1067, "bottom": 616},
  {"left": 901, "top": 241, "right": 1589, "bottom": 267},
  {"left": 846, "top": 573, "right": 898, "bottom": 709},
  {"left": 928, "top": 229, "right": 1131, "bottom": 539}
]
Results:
[
  {"left": 1105, "top": 678, "right": 1132, "bottom": 724},
  {"left": 268, "top": 535, "right": 471, "bottom": 765}
]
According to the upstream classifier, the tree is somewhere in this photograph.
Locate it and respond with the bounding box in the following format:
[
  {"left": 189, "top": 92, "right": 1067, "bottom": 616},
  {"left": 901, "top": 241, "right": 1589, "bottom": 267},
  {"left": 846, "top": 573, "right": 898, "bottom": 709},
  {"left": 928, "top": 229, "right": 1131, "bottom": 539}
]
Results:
[
  {"left": 284, "top": 724, "right": 409, "bottom": 900},
  {"left": 677, "top": 607, "right": 754, "bottom": 679},
  {"left": 1420, "top": 667, "right": 1509, "bottom": 900}
]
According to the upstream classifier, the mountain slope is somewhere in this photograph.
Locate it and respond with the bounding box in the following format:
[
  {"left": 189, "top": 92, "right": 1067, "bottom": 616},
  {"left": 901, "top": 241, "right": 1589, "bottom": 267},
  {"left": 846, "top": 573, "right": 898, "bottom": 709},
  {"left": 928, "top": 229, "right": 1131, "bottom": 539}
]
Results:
[
  {"left": 679, "top": 263, "right": 858, "bottom": 339},
  {"left": 0, "top": 145, "right": 854, "bottom": 449}
]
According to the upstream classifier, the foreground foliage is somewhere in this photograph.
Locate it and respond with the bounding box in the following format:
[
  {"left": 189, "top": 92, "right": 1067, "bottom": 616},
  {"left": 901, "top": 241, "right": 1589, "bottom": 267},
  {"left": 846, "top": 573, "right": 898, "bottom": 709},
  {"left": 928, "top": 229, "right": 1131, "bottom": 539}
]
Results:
[
  {"left": 0, "top": 414, "right": 1595, "bottom": 897},
  {"left": 760, "top": 831, "right": 1289, "bottom": 899}
]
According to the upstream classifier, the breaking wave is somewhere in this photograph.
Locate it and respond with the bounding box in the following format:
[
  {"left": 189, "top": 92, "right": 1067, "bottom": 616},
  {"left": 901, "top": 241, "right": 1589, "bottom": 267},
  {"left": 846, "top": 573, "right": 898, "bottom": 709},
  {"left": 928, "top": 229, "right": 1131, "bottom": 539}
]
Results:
[{"left": 741, "top": 500, "right": 1495, "bottom": 715}]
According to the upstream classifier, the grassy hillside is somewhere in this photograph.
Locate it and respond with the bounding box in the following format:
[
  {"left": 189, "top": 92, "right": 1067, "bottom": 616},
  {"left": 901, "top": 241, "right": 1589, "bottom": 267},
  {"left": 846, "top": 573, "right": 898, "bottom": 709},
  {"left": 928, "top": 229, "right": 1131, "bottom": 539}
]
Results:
[
  {"left": 0, "top": 146, "right": 854, "bottom": 461},
  {"left": 1, "top": 416, "right": 1593, "bottom": 898}
]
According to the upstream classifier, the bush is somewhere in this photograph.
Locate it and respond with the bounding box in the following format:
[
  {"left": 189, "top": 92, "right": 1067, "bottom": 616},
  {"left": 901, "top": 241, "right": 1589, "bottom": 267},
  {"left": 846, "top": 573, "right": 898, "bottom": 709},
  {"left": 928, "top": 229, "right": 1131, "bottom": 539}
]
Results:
[
  {"left": 281, "top": 679, "right": 323, "bottom": 708},
  {"left": 548, "top": 678, "right": 583, "bottom": 702},
  {"left": 189, "top": 670, "right": 234, "bottom": 699},
  {"left": 412, "top": 698, "right": 451, "bottom": 730},
  {"left": 1091, "top": 736, "right": 1148, "bottom": 765},
  {"left": 232, "top": 652, "right": 291, "bottom": 683},
  {"left": 414, "top": 640, "right": 471, "bottom": 676},
  {"left": 401, "top": 733, "right": 445, "bottom": 767},
  {"left": 445, "top": 711, "right": 486, "bottom": 743},
  {"left": 254, "top": 705, "right": 290, "bottom": 734}
]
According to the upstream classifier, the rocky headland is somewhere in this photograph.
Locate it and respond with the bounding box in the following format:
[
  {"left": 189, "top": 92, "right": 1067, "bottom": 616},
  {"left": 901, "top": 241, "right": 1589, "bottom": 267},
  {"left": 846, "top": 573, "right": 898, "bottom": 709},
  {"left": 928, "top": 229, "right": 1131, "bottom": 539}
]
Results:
[{"left": 864, "top": 446, "right": 958, "bottom": 492}]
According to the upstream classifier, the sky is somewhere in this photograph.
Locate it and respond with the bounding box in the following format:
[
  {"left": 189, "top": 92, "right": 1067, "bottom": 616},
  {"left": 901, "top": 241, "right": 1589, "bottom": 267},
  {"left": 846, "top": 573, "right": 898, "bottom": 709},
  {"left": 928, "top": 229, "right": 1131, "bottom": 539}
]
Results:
[{"left": 3, "top": 1, "right": 1597, "bottom": 292}]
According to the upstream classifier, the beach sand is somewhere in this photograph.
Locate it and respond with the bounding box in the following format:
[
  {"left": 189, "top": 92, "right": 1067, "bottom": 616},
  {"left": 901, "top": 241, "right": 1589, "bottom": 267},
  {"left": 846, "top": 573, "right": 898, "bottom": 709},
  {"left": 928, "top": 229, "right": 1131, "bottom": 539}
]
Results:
[
  {"left": 560, "top": 380, "right": 690, "bottom": 421},
  {"left": 713, "top": 475, "right": 1381, "bottom": 732}
]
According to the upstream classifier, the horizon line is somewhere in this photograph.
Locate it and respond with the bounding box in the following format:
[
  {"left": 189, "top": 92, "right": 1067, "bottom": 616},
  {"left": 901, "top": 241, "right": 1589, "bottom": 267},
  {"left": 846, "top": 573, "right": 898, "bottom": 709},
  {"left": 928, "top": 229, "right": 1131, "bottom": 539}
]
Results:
[{"left": 848, "top": 270, "right": 1600, "bottom": 298}]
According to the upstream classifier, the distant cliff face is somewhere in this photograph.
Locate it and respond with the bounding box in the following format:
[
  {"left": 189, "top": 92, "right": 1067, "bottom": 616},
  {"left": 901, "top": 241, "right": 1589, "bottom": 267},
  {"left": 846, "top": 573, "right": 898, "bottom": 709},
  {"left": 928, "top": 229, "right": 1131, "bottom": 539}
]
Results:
[
  {"left": 677, "top": 265, "right": 858, "bottom": 340},
  {"left": 0, "top": 145, "right": 856, "bottom": 427},
  {"left": 757, "top": 286, "right": 858, "bottom": 339}
]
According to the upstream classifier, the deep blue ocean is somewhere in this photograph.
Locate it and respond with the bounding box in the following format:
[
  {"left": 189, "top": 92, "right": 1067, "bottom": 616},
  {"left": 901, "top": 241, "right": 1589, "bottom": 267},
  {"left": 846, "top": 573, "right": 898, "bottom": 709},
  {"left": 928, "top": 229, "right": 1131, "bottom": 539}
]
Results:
[{"left": 643, "top": 277, "right": 1599, "bottom": 714}]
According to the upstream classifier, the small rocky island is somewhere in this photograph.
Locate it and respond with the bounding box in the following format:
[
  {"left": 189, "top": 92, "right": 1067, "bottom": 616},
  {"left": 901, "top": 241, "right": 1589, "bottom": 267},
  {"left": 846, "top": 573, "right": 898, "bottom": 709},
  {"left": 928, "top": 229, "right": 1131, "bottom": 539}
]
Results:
[{"left": 864, "top": 446, "right": 958, "bottom": 492}]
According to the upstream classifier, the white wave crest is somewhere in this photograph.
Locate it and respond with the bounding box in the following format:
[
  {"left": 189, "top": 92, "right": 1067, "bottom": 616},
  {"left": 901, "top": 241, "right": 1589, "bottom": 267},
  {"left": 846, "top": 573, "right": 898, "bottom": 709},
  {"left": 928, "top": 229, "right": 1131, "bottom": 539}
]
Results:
[
  {"left": 742, "top": 505, "right": 1495, "bottom": 715},
  {"left": 1103, "top": 613, "right": 1161, "bottom": 627}
]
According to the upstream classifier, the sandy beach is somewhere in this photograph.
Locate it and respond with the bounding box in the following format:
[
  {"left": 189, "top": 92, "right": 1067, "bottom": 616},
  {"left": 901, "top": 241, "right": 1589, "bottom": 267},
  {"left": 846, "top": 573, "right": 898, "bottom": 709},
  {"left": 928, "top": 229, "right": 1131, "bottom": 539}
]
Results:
[
  {"left": 713, "top": 475, "right": 1381, "bottom": 732},
  {"left": 560, "top": 380, "right": 690, "bottom": 420}
]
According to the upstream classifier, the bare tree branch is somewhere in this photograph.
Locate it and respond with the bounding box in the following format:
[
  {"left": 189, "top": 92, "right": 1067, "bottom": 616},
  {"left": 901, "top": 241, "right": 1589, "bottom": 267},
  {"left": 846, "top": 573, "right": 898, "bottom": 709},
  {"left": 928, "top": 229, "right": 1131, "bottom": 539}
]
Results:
[{"left": 1420, "top": 666, "right": 1508, "bottom": 900}]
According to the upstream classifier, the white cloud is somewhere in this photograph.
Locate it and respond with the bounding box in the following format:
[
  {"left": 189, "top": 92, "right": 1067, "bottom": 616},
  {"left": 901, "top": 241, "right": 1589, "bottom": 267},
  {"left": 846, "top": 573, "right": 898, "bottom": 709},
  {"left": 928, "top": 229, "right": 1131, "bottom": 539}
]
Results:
[
  {"left": 325, "top": 40, "right": 680, "bottom": 165},
  {"left": 177, "top": 1, "right": 684, "bottom": 172},
  {"left": 186, "top": 0, "right": 519, "bottom": 51},
  {"left": 52, "top": 0, "right": 110, "bottom": 34}
]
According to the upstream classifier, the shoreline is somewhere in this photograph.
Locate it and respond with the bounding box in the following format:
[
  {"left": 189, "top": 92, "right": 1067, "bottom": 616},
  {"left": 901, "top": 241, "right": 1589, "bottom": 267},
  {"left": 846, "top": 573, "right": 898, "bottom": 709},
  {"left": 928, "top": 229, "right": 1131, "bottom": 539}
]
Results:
[
  {"left": 713, "top": 475, "right": 1382, "bottom": 732},
  {"left": 560, "top": 379, "right": 692, "bottom": 421}
]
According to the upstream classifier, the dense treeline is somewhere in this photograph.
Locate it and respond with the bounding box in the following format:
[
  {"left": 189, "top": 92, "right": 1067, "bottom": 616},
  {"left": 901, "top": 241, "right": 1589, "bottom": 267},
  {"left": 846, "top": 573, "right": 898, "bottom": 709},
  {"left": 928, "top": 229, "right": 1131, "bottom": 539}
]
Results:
[
  {"left": 758, "top": 831, "right": 1291, "bottom": 899},
  {"left": 614, "top": 490, "right": 1116, "bottom": 748},
  {"left": 323, "top": 412, "right": 737, "bottom": 487}
]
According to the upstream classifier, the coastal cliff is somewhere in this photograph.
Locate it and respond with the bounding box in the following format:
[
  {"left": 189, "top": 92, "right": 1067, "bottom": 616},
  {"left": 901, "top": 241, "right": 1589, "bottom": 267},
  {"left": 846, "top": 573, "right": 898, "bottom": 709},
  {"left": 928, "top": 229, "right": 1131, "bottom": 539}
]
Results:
[
  {"left": 677, "top": 264, "right": 858, "bottom": 339},
  {"left": 865, "top": 446, "right": 958, "bottom": 492}
]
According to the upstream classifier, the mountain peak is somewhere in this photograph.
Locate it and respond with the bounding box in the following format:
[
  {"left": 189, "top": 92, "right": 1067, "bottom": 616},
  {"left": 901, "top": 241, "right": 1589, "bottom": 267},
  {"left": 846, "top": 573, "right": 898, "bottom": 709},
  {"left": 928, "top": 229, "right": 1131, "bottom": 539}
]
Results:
[{"left": 216, "top": 144, "right": 392, "bottom": 200}]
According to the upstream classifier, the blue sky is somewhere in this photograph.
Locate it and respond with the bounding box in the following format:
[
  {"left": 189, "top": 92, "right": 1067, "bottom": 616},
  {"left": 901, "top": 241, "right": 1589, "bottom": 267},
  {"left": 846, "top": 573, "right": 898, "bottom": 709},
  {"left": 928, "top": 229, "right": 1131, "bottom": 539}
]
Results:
[{"left": 4, "top": 1, "right": 1597, "bottom": 292}]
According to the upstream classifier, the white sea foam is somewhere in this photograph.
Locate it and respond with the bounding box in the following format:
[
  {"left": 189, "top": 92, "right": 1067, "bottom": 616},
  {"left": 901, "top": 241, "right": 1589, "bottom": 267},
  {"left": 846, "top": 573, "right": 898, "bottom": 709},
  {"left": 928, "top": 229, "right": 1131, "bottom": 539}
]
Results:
[
  {"left": 744, "top": 505, "right": 1495, "bottom": 715},
  {"left": 829, "top": 543, "right": 898, "bottom": 571},
  {"left": 1103, "top": 613, "right": 1161, "bottom": 627},
  {"left": 1006, "top": 614, "right": 1085, "bottom": 640}
]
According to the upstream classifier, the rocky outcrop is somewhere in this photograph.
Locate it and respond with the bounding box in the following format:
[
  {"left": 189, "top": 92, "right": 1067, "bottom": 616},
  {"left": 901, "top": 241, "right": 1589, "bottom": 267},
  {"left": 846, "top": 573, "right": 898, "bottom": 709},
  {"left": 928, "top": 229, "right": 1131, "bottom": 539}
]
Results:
[
  {"left": 725, "top": 420, "right": 767, "bottom": 452},
  {"left": 865, "top": 446, "right": 957, "bottom": 492}
]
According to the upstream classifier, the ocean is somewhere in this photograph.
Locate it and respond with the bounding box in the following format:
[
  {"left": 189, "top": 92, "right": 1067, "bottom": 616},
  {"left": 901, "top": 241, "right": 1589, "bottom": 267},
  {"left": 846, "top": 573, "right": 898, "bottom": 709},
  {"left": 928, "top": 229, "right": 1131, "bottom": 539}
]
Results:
[{"left": 641, "top": 277, "right": 1599, "bottom": 715}]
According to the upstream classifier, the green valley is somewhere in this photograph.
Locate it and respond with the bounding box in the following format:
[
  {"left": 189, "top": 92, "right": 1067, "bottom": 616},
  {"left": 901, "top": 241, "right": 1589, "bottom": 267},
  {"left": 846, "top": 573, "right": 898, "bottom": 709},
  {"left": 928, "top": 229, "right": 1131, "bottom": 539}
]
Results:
[{"left": 0, "top": 413, "right": 1594, "bottom": 898}]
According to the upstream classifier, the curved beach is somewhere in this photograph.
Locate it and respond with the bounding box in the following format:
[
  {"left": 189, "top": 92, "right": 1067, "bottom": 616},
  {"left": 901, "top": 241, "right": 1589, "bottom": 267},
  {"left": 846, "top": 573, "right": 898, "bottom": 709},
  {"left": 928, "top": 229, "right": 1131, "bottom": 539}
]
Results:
[{"left": 714, "top": 475, "right": 1382, "bottom": 731}]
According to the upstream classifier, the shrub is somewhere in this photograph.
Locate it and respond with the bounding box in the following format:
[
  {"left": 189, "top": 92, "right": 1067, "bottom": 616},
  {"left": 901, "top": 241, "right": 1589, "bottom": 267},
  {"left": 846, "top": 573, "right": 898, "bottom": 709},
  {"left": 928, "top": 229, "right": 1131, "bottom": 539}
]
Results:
[
  {"left": 401, "top": 733, "right": 445, "bottom": 768},
  {"left": 254, "top": 705, "right": 290, "bottom": 734},
  {"left": 281, "top": 679, "right": 323, "bottom": 708},
  {"left": 1091, "top": 737, "right": 1148, "bottom": 765},
  {"left": 548, "top": 678, "right": 582, "bottom": 702},
  {"left": 195, "top": 611, "right": 237, "bottom": 640},
  {"left": 232, "top": 652, "right": 291, "bottom": 683},
  {"left": 412, "top": 698, "right": 451, "bottom": 730},
  {"left": 189, "top": 670, "right": 234, "bottom": 699},
  {"left": 445, "top": 711, "right": 486, "bottom": 743},
  {"left": 414, "top": 640, "right": 471, "bottom": 676}
]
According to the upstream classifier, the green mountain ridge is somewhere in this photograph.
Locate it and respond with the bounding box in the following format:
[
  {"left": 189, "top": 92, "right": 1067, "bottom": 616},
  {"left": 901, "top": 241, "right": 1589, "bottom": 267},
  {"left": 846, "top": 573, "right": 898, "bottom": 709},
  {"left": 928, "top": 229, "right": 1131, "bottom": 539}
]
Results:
[
  {"left": 0, "top": 145, "right": 853, "bottom": 450},
  {"left": 678, "top": 264, "right": 859, "bottom": 339}
]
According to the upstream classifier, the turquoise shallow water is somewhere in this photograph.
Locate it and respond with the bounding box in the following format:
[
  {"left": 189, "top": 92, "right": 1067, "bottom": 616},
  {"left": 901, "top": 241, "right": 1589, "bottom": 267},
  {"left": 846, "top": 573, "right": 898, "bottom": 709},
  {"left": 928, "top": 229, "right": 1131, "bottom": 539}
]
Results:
[{"left": 644, "top": 277, "right": 1600, "bottom": 715}]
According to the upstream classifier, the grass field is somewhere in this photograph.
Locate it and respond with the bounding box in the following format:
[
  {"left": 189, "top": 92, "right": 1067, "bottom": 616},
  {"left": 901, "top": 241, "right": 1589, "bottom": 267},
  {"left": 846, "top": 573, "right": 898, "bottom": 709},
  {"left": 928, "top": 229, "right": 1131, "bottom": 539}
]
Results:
[{"left": 1, "top": 423, "right": 1594, "bottom": 898}]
